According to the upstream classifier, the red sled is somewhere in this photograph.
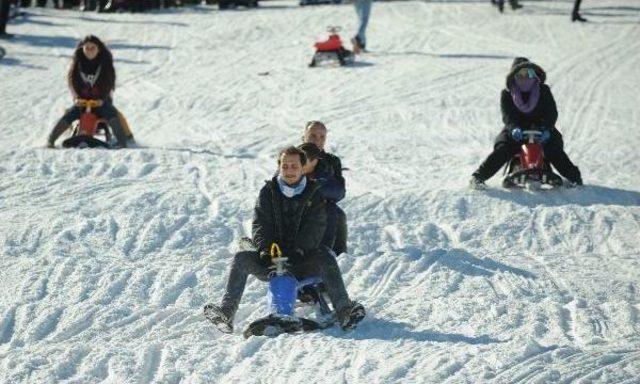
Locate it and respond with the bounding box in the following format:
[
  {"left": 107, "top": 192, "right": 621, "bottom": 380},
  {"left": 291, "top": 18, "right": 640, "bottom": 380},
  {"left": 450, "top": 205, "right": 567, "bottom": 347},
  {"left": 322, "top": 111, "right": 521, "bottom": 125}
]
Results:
[
  {"left": 309, "top": 27, "right": 354, "bottom": 67},
  {"left": 502, "top": 130, "right": 563, "bottom": 190},
  {"left": 63, "top": 99, "right": 113, "bottom": 149}
]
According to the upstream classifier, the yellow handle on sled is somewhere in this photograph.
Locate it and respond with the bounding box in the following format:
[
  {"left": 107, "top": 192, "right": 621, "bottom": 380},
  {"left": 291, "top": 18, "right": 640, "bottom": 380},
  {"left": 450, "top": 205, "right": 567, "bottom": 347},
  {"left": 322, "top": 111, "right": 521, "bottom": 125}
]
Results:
[{"left": 270, "top": 243, "right": 283, "bottom": 260}]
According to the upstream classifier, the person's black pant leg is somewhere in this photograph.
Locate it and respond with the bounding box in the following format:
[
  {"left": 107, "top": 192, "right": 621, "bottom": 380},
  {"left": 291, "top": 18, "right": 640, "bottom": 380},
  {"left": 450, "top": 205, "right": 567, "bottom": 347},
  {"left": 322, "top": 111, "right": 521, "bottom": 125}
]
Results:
[
  {"left": 474, "top": 129, "right": 521, "bottom": 181},
  {"left": 572, "top": 0, "right": 582, "bottom": 15},
  {"left": 544, "top": 128, "right": 581, "bottom": 182},
  {"left": 0, "top": 0, "right": 11, "bottom": 34},
  {"left": 292, "top": 249, "right": 351, "bottom": 312},
  {"left": 95, "top": 102, "right": 118, "bottom": 120},
  {"left": 321, "top": 204, "right": 338, "bottom": 252},
  {"left": 220, "top": 251, "right": 271, "bottom": 318}
]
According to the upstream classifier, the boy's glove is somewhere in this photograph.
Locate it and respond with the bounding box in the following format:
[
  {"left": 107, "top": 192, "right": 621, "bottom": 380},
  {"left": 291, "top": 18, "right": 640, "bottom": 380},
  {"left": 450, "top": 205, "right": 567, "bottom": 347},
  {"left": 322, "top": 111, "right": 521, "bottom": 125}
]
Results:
[
  {"left": 511, "top": 127, "right": 523, "bottom": 142},
  {"left": 539, "top": 129, "right": 551, "bottom": 144}
]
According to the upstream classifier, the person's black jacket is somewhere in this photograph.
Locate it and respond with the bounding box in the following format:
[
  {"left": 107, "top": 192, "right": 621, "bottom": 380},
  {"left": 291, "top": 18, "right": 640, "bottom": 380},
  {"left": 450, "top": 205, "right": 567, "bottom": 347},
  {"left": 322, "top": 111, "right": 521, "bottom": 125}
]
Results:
[
  {"left": 252, "top": 177, "right": 326, "bottom": 257},
  {"left": 311, "top": 168, "right": 345, "bottom": 202},
  {"left": 500, "top": 84, "right": 558, "bottom": 130},
  {"left": 501, "top": 61, "right": 558, "bottom": 130},
  {"left": 315, "top": 151, "right": 345, "bottom": 203}
]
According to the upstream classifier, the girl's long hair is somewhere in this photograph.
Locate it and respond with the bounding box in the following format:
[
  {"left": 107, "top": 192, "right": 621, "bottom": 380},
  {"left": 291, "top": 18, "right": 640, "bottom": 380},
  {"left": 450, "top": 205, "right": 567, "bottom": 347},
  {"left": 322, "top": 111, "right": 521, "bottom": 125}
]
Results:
[{"left": 67, "top": 35, "right": 116, "bottom": 97}]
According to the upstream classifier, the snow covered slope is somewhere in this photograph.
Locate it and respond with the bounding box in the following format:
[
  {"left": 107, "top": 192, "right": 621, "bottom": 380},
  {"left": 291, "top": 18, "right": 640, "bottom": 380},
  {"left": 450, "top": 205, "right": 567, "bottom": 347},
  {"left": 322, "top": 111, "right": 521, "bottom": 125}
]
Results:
[{"left": 1, "top": 1, "right": 639, "bottom": 382}]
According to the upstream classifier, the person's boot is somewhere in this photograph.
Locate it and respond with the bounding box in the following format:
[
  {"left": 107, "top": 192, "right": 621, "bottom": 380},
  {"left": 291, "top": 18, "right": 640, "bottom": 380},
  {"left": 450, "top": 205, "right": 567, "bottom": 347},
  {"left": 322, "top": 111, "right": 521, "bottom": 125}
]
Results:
[
  {"left": 566, "top": 169, "right": 583, "bottom": 187},
  {"left": 351, "top": 36, "right": 362, "bottom": 55},
  {"left": 337, "top": 301, "right": 365, "bottom": 331},
  {"left": 107, "top": 117, "right": 128, "bottom": 148},
  {"left": 203, "top": 304, "right": 234, "bottom": 333},
  {"left": 469, "top": 173, "right": 487, "bottom": 190},
  {"left": 496, "top": 0, "right": 504, "bottom": 13},
  {"left": 572, "top": 12, "right": 587, "bottom": 22},
  {"left": 101, "top": 0, "right": 114, "bottom": 12},
  {"left": 105, "top": 0, "right": 125, "bottom": 12},
  {"left": 509, "top": 0, "right": 522, "bottom": 10}
]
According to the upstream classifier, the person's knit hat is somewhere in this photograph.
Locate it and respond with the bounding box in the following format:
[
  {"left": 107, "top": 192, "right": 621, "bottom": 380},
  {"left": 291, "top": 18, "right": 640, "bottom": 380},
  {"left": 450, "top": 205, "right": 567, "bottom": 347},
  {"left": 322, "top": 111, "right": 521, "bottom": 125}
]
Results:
[
  {"left": 511, "top": 57, "right": 530, "bottom": 70},
  {"left": 506, "top": 57, "right": 547, "bottom": 90}
]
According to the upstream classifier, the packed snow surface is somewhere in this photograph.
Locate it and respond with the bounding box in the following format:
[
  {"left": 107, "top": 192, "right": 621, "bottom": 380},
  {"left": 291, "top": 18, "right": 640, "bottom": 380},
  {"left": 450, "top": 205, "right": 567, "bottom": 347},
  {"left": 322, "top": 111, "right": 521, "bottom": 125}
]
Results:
[{"left": 1, "top": 1, "right": 639, "bottom": 382}]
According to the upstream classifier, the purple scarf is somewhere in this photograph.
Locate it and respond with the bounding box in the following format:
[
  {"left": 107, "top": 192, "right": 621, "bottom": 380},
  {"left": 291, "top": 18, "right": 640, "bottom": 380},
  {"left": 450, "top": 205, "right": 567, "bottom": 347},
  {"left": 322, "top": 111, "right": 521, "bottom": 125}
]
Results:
[{"left": 511, "top": 78, "right": 540, "bottom": 114}]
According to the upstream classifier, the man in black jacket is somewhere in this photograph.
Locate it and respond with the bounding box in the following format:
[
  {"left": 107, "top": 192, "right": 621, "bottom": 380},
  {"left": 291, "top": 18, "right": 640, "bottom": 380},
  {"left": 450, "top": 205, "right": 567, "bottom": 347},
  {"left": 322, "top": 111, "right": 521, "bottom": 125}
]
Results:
[
  {"left": 302, "top": 121, "right": 348, "bottom": 255},
  {"left": 205, "top": 146, "right": 364, "bottom": 333},
  {"left": 470, "top": 58, "right": 582, "bottom": 188}
]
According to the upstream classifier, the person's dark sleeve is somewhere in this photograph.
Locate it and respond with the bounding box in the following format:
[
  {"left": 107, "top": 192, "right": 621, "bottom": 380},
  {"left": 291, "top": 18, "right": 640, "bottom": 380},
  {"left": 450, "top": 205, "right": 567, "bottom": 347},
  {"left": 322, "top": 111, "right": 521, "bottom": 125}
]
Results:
[
  {"left": 331, "top": 156, "right": 345, "bottom": 186},
  {"left": 294, "top": 192, "right": 327, "bottom": 253},
  {"left": 538, "top": 85, "right": 558, "bottom": 129},
  {"left": 252, "top": 186, "right": 276, "bottom": 254},
  {"left": 500, "top": 89, "right": 520, "bottom": 129},
  {"left": 317, "top": 172, "right": 346, "bottom": 202}
]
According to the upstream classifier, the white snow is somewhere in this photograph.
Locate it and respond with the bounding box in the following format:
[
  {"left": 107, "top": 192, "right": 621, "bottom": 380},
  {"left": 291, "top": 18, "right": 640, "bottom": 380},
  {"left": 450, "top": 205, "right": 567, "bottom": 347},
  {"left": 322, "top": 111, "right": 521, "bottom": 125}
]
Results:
[{"left": 1, "top": 1, "right": 639, "bottom": 382}]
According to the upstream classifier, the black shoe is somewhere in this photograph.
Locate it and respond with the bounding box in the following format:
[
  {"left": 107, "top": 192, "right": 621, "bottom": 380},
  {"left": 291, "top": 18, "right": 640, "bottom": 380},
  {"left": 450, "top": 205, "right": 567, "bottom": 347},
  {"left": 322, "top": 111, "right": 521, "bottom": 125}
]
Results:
[
  {"left": 469, "top": 174, "right": 487, "bottom": 190},
  {"left": 567, "top": 175, "right": 583, "bottom": 188},
  {"left": 203, "top": 304, "right": 233, "bottom": 333},
  {"left": 337, "top": 301, "right": 365, "bottom": 331},
  {"left": 351, "top": 36, "right": 363, "bottom": 55},
  {"left": 509, "top": 0, "right": 522, "bottom": 10},
  {"left": 572, "top": 13, "right": 587, "bottom": 22}
]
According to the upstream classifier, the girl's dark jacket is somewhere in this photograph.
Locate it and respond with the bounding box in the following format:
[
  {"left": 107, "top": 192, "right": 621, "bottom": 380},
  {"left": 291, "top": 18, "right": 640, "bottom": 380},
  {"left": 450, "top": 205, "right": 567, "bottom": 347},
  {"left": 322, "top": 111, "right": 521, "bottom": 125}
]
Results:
[
  {"left": 68, "top": 57, "right": 115, "bottom": 100},
  {"left": 501, "top": 62, "right": 558, "bottom": 130},
  {"left": 314, "top": 151, "right": 346, "bottom": 203},
  {"left": 252, "top": 177, "right": 326, "bottom": 258}
]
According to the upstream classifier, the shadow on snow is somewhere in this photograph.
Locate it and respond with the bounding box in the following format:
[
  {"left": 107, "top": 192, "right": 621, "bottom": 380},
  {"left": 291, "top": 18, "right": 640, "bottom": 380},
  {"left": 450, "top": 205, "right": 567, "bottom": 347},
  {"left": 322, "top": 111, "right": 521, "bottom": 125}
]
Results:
[
  {"left": 332, "top": 316, "right": 508, "bottom": 344},
  {"left": 484, "top": 185, "right": 640, "bottom": 208}
]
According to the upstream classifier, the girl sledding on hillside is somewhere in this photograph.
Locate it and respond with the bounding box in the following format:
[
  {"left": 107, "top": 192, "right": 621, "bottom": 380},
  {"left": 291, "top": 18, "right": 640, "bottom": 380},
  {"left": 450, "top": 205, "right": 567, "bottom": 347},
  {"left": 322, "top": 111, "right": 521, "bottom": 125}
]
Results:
[
  {"left": 47, "top": 35, "right": 132, "bottom": 149},
  {"left": 470, "top": 57, "right": 582, "bottom": 189}
]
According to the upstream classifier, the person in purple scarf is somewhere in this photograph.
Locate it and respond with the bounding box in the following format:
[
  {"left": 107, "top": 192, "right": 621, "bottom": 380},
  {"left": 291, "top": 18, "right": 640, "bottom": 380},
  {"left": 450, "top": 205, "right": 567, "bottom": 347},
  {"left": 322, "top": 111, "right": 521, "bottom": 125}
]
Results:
[{"left": 470, "top": 57, "right": 582, "bottom": 188}]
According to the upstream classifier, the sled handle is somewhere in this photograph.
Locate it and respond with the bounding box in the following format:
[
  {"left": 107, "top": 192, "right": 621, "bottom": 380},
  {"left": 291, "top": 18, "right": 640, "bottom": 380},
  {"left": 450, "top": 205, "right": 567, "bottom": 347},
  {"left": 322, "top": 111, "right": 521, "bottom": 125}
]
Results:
[
  {"left": 76, "top": 99, "right": 102, "bottom": 110},
  {"left": 522, "top": 130, "right": 544, "bottom": 144},
  {"left": 270, "top": 243, "right": 283, "bottom": 259}
]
